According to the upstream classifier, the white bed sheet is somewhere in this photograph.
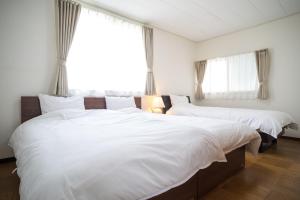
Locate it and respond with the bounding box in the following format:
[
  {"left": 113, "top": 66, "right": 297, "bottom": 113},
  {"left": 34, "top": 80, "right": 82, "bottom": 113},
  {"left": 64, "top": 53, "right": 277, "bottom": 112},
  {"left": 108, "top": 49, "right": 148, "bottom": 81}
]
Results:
[
  {"left": 167, "top": 104, "right": 296, "bottom": 138},
  {"left": 9, "top": 109, "right": 260, "bottom": 200}
]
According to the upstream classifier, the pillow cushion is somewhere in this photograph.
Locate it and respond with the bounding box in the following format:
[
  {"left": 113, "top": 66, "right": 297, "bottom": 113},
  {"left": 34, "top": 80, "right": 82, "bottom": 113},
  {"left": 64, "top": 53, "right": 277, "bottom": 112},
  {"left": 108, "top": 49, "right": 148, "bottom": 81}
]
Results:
[
  {"left": 170, "top": 94, "right": 189, "bottom": 106},
  {"left": 38, "top": 94, "right": 85, "bottom": 114},
  {"left": 105, "top": 96, "right": 136, "bottom": 110}
]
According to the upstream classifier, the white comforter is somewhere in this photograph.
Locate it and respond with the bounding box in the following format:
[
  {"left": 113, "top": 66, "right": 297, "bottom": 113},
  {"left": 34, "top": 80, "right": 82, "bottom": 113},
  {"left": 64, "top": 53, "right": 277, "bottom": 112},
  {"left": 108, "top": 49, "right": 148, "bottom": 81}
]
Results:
[
  {"left": 148, "top": 114, "right": 260, "bottom": 154},
  {"left": 167, "top": 104, "right": 296, "bottom": 138},
  {"left": 9, "top": 109, "right": 259, "bottom": 200}
]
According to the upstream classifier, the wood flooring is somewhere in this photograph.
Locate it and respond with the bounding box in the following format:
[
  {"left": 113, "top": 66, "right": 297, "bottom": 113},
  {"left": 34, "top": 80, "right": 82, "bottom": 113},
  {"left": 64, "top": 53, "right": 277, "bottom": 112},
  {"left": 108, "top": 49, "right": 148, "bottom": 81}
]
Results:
[
  {"left": 0, "top": 138, "right": 299, "bottom": 200},
  {"left": 0, "top": 160, "right": 19, "bottom": 200},
  {"left": 204, "top": 138, "right": 300, "bottom": 200}
]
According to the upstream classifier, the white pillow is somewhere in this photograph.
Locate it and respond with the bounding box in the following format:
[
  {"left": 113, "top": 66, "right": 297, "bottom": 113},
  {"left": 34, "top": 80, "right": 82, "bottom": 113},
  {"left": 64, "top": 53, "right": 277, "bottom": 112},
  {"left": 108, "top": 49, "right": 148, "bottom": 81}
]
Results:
[
  {"left": 170, "top": 94, "right": 189, "bottom": 106},
  {"left": 38, "top": 94, "right": 85, "bottom": 114},
  {"left": 105, "top": 96, "right": 136, "bottom": 110}
]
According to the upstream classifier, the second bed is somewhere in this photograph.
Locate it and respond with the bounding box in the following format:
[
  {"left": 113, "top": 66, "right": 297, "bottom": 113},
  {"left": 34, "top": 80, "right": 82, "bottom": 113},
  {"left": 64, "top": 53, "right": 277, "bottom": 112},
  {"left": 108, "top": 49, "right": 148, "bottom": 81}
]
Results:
[{"left": 162, "top": 95, "right": 297, "bottom": 152}]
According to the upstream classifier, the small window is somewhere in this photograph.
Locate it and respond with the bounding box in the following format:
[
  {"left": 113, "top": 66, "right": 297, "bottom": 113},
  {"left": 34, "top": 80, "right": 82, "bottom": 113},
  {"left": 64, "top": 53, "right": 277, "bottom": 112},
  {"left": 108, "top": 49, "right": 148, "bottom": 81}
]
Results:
[{"left": 202, "top": 52, "right": 259, "bottom": 99}]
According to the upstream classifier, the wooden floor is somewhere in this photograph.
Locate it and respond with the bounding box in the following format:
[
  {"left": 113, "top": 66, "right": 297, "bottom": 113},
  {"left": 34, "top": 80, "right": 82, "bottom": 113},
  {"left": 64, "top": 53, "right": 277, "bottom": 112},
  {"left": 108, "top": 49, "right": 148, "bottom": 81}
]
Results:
[
  {"left": 0, "top": 160, "right": 19, "bottom": 200},
  {"left": 0, "top": 138, "right": 299, "bottom": 200},
  {"left": 204, "top": 138, "right": 300, "bottom": 200}
]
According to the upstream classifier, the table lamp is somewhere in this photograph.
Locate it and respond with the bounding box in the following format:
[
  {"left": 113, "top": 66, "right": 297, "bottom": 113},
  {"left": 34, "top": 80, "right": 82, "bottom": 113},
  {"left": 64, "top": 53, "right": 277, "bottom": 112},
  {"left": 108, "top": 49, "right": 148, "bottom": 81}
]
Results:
[{"left": 151, "top": 96, "right": 165, "bottom": 113}]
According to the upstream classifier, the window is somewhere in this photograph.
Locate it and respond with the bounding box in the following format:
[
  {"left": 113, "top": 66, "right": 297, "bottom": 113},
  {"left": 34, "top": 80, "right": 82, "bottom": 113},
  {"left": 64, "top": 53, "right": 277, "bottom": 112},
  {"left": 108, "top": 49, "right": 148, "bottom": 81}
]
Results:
[
  {"left": 202, "top": 52, "right": 259, "bottom": 99},
  {"left": 67, "top": 8, "right": 147, "bottom": 96}
]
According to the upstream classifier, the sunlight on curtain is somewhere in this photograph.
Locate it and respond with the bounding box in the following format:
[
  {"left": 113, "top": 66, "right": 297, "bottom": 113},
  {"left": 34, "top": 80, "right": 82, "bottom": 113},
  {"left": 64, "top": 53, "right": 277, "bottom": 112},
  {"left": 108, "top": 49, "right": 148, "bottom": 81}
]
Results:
[
  {"left": 67, "top": 8, "right": 147, "bottom": 96},
  {"left": 202, "top": 52, "right": 259, "bottom": 99}
]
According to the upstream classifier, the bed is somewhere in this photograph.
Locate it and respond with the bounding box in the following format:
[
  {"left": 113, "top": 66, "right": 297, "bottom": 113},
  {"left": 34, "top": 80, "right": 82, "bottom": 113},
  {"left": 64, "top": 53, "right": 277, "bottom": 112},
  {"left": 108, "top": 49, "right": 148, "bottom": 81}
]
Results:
[
  {"left": 10, "top": 96, "right": 260, "bottom": 200},
  {"left": 162, "top": 95, "right": 297, "bottom": 152}
]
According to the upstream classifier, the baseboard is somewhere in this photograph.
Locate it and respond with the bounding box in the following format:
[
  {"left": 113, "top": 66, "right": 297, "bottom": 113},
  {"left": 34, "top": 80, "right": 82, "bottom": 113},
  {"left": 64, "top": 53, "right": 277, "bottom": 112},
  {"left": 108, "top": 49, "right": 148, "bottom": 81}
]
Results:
[
  {"left": 281, "top": 136, "right": 300, "bottom": 141},
  {"left": 0, "top": 157, "right": 16, "bottom": 163}
]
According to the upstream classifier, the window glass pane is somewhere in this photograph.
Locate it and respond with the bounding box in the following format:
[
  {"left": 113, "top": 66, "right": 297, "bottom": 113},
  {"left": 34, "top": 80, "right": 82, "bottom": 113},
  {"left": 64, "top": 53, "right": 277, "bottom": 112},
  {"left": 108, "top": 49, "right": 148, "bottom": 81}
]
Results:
[
  {"left": 228, "top": 53, "right": 258, "bottom": 92},
  {"left": 203, "top": 58, "right": 227, "bottom": 93},
  {"left": 202, "top": 52, "right": 258, "bottom": 99},
  {"left": 67, "top": 8, "right": 147, "bottom": 96}
]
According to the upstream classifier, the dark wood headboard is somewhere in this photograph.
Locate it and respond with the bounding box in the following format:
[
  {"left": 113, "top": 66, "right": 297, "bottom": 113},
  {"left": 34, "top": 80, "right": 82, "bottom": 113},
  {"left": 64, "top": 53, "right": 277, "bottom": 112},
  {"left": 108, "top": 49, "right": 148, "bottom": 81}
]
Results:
[
  {"left": 161, "top": 95, "right": 191, "bottom": 114},
  {"left": 21, "top": 96, "right": 142, "bottom": 123}
]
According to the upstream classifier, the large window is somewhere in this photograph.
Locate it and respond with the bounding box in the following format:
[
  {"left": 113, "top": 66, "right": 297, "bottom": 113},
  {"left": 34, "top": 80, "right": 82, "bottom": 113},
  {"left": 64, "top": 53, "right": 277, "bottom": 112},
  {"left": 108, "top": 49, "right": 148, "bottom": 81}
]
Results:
[
  {"left": 202, "top": 52, "right": 259, "bottom": 99},
  {"left": 67, "top": 8, "right": 147, "bottom": 96}
]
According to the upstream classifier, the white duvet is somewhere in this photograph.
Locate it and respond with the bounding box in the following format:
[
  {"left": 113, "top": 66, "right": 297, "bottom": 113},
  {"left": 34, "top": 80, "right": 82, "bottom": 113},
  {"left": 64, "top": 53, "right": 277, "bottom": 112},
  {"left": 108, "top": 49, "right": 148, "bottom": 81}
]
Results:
[
  {"left": 9, "top": 109, "right": 260, "bottom": 200},
  {"left": 149, "top": 114, "right": 261, "bottom": 154},
  {"left": 167, "top": 104, "right": 296, "bottom": 138}
]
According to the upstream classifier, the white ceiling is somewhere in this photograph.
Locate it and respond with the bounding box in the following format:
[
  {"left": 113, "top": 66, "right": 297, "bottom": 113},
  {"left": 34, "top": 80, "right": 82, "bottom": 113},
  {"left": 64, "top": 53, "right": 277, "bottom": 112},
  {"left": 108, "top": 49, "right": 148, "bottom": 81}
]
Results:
[{"left": 83, "top": 0, "right": 300, "bottom": 42}]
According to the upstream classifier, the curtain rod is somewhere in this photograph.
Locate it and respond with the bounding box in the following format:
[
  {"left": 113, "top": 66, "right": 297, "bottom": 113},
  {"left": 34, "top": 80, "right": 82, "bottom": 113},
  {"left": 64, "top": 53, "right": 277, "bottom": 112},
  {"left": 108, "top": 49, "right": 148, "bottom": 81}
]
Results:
[
  {"left": 73, "top": 0, "right": 151, "bottom": 28},
  {"left": 196, "top": 48, "right": 268, "bottom": 62}
]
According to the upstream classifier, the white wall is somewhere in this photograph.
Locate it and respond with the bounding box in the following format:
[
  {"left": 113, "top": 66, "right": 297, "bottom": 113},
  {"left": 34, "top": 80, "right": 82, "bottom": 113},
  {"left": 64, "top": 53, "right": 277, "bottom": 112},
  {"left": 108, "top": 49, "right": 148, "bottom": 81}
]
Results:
[
  {"left": 0, "top": 0, "right": 57, "bottom": 158},
  {"left": 153, "top": 28, "right": 196, "bottom": 97},
  {"left": 195, "top": 14, "right": 300, "bottom": 138}
]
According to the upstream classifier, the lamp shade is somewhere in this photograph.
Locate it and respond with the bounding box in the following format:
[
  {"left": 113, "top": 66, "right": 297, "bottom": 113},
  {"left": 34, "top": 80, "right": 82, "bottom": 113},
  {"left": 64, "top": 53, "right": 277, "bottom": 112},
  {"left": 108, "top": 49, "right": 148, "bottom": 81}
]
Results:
[{"left": 152, "top": 96, "right": 165, "bottom": 108}]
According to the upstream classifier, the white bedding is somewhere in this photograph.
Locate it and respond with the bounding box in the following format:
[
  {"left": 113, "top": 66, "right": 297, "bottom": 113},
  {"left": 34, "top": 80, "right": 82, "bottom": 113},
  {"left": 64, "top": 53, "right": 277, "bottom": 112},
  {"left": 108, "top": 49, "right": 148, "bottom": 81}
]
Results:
[
  {"left": 9, "top": 109, "right": 260, "bottom": 200},
  {"left": 150, "top": 114, "right": 261, "bottom": 154},
  {"left": 118, "top": 108, "right": 260, "bottom": 154},
  {"left": 167, "top": 104, "right": 296, "bottom": 138}
]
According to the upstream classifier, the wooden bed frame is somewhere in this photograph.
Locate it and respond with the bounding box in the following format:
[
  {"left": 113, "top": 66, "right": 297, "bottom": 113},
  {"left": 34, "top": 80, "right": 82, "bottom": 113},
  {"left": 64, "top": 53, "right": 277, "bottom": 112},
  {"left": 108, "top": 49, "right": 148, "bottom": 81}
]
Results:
[
  {"left": 161, "top": 95, "right": 286, "bottom": 153},
  {"left": 20, "top": 96, "right": 246, "bottom": 200}
]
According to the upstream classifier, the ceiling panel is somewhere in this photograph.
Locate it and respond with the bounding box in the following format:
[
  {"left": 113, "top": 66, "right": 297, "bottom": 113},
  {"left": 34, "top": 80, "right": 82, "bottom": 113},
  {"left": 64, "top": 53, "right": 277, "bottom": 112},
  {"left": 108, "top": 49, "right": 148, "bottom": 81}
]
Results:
[
  {"left": 249, "top": 0, "right": 286, "bottom": 21},
  {"left": 161, "top": 0, "right": 222, "bottom": 33},
  {"left": 191, "top": 0, "right": 240, "bottom": 28},
  {"left": 84, "top": 0, "right": 300, "bottom": 41},
  {"left": 280, "top": 0, "right": 300, "bottom": 14}
]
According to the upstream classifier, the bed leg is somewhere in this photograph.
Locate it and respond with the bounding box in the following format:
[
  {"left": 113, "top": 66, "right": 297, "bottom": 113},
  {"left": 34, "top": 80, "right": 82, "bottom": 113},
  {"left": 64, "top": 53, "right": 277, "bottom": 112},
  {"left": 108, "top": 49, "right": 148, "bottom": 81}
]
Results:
[
  {"left": 258, "top": 131, "right": 277, "bottom": 153},
  {"left": 259, "top": 143, "right": 270, "bottom": 152}
]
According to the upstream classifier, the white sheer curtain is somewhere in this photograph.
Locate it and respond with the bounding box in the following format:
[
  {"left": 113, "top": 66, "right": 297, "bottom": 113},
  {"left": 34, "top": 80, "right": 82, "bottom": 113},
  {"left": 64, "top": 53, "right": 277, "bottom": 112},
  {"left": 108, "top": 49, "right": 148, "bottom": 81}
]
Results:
[
  {"left": 67, "top": 7, "right": 147, "bottom": 96},
  {"left": 203, "top": 52, "right": 259, "bottom": 99}
]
